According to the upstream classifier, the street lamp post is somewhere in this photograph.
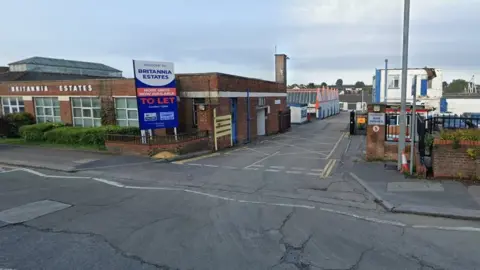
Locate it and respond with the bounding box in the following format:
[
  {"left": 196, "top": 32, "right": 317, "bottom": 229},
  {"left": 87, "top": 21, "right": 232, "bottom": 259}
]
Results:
[{"left": 398, "top": 0, "right": 411, "bottom": 170}]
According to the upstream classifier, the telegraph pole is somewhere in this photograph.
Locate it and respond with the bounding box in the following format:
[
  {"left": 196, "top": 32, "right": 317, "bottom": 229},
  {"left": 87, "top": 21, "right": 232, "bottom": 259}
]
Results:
[{"left": 398, "top": 0, "right": 411, "bottom": 170}]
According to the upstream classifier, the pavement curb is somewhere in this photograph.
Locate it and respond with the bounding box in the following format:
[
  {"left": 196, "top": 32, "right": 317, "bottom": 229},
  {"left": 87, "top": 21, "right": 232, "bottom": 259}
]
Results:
[
  {"left": 348, "top": 172, "right": 480, "bottom": 221},
  {"left": 348, "top": 172, "right": 394, "bottom": 211},
  {"left": 0, "top": 159, "right": 77, "bottom": 173}
]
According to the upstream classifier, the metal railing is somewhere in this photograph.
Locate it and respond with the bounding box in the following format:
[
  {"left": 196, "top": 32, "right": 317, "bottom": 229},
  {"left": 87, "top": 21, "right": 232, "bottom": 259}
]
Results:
[
  {"left": 425, "top": 115, "right": 480, "bottom": 133},
  {"left": 105, "top": 130, "right": 209, "bottom": 145}
]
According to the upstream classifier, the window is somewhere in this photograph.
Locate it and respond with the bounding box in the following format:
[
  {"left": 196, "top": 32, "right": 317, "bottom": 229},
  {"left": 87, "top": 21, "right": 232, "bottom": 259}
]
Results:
[
  {"left": 192, "top": 98, "right": 205, "bottom": 127},
  {"left": 388, "top": 75, "right": 400, "bottom": 89},
  {"left": 115, "top": 98, "right": 138, "bottom": 127},
  {"left": 35, "top": 97, "right": 61, "bottom": 123},
  {"left": 72, "top": 97, "right": 101, "bottom": 127},
  {"left": 258, "top": 97, "right": 266, "bottom": 106},
  {"left": 2, "top": 97, "right": 24, "bottom": 114}
]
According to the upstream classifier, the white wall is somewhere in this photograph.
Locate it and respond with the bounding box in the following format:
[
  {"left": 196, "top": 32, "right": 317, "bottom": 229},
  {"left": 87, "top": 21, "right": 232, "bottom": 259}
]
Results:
[
  {"left": 444, "top": 99, "right": 480, "bottom": 114},
  {"left": 375, "top": 68, "right": 443, "bottom": 104}
]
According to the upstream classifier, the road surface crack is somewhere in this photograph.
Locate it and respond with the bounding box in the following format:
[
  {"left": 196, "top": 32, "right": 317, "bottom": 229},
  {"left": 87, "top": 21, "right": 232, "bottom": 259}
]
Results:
[
  {"left": 8, "top": 223, "right": 176, "bottom": 270},
  {"left": 410, "top": 255, "right": 445, "bottom": 270}
]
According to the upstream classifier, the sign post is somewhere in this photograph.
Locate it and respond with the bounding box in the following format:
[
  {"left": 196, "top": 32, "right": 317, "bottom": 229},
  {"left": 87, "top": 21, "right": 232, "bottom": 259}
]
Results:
[
  {"left": 410, "top": 75, "right": 417, "bottom": 174},
  {"left": 133, "top": 60, "right": 179, "bottom": 141}
]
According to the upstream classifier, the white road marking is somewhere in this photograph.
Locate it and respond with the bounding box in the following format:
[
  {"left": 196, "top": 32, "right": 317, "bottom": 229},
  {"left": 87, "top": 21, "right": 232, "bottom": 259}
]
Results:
[
  {"left": 187, "top": 163, "right": 203, "bottom": 166},
  {"left": 204, "top": 164, "right": 219, "bottom": 168},
  {"left": 3, "top": 167, "right": 480, "bottom": 233},
  {"left": 270, "top": 166, "right": 285, "bottom": 169},
  {"left": 243, "top": 167, "right": 259, "bottom": 171},
  {"left": 222, "top": 166, "right": 238, "bottom": 170},
  {"left": 244, "top": 151, "right": 279, "bottom": 169},
  {"left": 291, "top": 167, "right": 306, "bottom": 170},
  {"left": 0, "top": 169, "right": 20, "bottom": 174},
  {"left": 311, "top": 169, "right": 323, "bottom": 172},
  {"left": 265, "top": 169, "right": 281, "bottom": 172},
  {"left": 326, "top": 133, "right": 345, "bottom": 160},
  {"left": 251, "top": 164, "right": 264, "bottom": 167},
  {"left": 286, "top": 171, "right": 303, "bottom": 174}
]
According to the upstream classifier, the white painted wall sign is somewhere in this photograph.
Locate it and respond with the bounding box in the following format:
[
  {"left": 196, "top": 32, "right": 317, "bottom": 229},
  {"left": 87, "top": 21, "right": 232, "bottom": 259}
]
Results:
[
  {"left": 373, "top": 125, "right": 380, "bottom": 132},
  {"left": 368, "top": 112, "right": 386, "bottom": 125}
]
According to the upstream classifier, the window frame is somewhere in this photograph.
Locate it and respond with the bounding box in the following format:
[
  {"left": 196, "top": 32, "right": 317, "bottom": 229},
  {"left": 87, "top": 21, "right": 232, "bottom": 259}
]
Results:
[
  {"left": 1, "top": 97, "right": 25, "bottom": 115},
  {"left": 34, "top": 97, "right": 61, "bottom": 123},
  {"left": 71, "top": 97, "right": 102, "bottom": 127},
  {"left": 114, "top": 97, "right": 139, "bottom": 127},
  {"left": 258, "top": 97, "right": 266, "bottom": 106},
  {"left": 388, "top": 75, "right": 400, "bottom": 89}
]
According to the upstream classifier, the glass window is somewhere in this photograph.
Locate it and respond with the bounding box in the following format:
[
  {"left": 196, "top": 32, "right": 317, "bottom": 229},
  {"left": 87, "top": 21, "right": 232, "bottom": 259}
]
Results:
[
  {"left": 34, "top": 97, "right": 61, "bottom": 123},
  {"left": 1, "top": 97, "right": 25, "bottom": 115},
  {"left": 388, "top": 75, "right": 400, "bottom": 89},
  {"left": 71, "top": 97, "right": 102, "bottom": 127},
  {"left": 115, "top": 98, "right": 138, "bottom": 127}
]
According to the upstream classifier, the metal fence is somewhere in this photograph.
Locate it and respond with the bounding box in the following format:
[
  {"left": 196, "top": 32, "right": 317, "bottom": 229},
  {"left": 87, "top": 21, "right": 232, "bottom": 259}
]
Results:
[
  {"left": 105, "top": 130, "right": 209, "bottom": 145},
  {"left": 425, "top": 115, "right": 480, "bottom": 133}
]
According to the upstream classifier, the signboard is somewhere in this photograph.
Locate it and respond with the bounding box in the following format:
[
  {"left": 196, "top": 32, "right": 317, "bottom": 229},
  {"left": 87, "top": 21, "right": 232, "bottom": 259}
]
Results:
[
  {"left": 357, "top": 117, "right": 366, "bottom": 124},
  {"left": 373, "top": 125, "right": 380, "bottom": 132},
  {"left": 133, "top": 60, "right": 178, "bottom": 130},
  {"left": 368, "top": 112, "right": 386, "bottom": 125}
]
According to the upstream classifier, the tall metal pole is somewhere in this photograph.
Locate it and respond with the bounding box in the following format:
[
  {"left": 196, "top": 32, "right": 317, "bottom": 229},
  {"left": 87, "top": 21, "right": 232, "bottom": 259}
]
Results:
[
  {"left": 398, "top": 0, "right": 411, "bottom": 170},
  {"left": 384, "top": 59, "right": 388, "bottom": 104},
  {"left": 409, "top": 75, "right": 417, "bottom": 174}
]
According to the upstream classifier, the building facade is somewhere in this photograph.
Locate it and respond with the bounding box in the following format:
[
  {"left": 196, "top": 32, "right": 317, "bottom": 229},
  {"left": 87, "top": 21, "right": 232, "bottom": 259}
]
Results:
[
  {"left": 0, "top": 72, "right": 287, "bottom": 144},
  {"left": 372, "top": 68, "right": 443, "bottom": 110}
]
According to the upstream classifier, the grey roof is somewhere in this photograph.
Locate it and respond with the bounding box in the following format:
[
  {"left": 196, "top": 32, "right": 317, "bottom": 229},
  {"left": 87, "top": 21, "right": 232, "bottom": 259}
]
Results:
[
  {"left": 9, "top": 57, "right": 121, "bottom": 72},
  {"left": 287, "top": 91, "right": 317, "bottom": 104},
  {"left": 0, "top": 71, "right": 122, "bottom": 82}
]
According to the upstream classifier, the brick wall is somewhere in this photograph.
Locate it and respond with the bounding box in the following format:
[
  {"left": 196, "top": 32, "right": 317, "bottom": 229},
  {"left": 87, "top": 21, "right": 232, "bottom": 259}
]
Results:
[
  {"left": 432, "top": 139, "right": 479, "bottom": 179},
  {"left": 105, "top": 137, "right": 210, "bottom": 156}
]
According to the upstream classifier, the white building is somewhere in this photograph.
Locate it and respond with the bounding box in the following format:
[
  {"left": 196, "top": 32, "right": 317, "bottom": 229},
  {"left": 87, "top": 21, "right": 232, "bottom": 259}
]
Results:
[{"left": 372, "top": 68, "right": 443, "bottom": 111}]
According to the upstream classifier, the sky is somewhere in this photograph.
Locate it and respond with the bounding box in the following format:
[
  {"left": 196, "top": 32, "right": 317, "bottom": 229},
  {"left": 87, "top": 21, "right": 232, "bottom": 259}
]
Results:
[{"left": 1, "top": 0, "right": 480, "bottom": 85}]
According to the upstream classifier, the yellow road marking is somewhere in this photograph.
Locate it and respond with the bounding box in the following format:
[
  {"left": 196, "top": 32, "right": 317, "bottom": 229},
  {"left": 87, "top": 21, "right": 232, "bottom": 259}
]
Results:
[
  {"left": 173, "top": 153, "right": 220, "bottom": 164},
  {"left": 320, "top": 159, "right": 337, "bottom": 179}
]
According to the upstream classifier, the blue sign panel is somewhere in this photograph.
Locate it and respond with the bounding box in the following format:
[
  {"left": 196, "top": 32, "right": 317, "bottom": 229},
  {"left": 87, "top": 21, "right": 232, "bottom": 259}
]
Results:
[{"left": 133, "top": 60, "right": 178, "bottom": 130}]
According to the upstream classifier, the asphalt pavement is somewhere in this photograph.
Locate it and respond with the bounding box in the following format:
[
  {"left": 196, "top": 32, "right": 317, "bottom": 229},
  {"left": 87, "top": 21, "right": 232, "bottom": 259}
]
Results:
[{"left": 1, "top": 167, "right": 480, "bottom": 269}]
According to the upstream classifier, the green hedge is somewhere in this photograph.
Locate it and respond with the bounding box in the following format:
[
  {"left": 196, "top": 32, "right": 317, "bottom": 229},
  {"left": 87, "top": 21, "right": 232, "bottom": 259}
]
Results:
[
  {"left": 1, "top": 112, "right": 36, "bottom": 137},
  {"left": 19, "top": 123, "right": 65, "bottom": 142},
  {"left": 43, "top": 126, "right": 140, "bottom": 146},
  {"left": 440, "top": 129, "right": 480, "bottom": 142}
]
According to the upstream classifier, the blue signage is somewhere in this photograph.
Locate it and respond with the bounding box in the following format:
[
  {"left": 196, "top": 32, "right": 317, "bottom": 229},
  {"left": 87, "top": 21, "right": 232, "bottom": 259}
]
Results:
[{"left": 133, "top": 60, "right": 179, "bottom": 130}]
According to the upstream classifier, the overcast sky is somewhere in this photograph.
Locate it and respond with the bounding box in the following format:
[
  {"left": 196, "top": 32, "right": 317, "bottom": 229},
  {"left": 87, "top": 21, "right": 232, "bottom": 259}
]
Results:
[{"left": 1, "top": 0, "right": 480, "bottom": 85}]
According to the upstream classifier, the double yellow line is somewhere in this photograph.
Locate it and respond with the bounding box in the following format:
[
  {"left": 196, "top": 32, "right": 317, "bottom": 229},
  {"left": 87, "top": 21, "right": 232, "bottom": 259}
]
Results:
[{"left": 320, "top": 159, "right": 337, "bottom": 178}]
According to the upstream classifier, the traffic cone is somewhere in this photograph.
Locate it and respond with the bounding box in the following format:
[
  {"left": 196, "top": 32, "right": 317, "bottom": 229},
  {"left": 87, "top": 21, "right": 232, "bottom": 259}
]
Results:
[{"left": 401, "top": 152, "right": 409, "bottom": 172}]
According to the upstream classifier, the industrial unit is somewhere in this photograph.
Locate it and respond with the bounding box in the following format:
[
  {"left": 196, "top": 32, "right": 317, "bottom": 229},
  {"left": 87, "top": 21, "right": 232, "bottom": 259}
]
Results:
[{"left": 0, "top": 55, "right": 289, "bottom": 146}]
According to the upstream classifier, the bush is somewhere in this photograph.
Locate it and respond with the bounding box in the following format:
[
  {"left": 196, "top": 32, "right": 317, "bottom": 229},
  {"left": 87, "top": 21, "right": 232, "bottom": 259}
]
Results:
[
  {"left": 440, "top": 129, "right": 480, "bottom": 142},
  {"left": 43, "top": 125, "right": 140, "bottom": 146},
  {"left": 19, "top": 123, "right": 65, "bottom": 142},
  {"left": 1, "top": 112, "right": 36, "bottom": 137}
]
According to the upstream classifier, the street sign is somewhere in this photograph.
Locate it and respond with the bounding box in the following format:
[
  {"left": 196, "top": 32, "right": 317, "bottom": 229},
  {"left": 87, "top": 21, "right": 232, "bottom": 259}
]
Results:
[
  {"left": 373, "top": 125, "right": 380, "bottom": 132},
  {"left": 368, "top": 112, "right": 386, "bottom": 125},
  {"left": 133, "top": 60, "right": 179, "bottom": 130}
]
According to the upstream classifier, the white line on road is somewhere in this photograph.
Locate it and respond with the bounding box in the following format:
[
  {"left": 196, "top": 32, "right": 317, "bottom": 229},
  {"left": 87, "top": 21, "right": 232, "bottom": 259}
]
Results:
[
  {"left": 244, "top": 151, "right": 280, "bottom": 169},
  {"left": 3, "top": 167, "right": 480, "bottom": 233},
  {"left": 286, "top": 171, "right": 303, "bottom": 174},
  {"left": 204, "top": 164, "right": 219, "bottom": 168},
  {"left": 251, "top": 164, "right": 264, "bottom": 167},
  {"left": 265, "top": 169, "right": 281, "bottom": 172},
  {"left": 291, "top": 167, "right": 306, "bottom": 170},
  {"left": 222, "top": 166, "right": 238, "bottom": 170},
  {"left": 270, "top": 166, "right": 285, "bottom": 169},
  {"left": 187, "top": 163, "right": 203, "bottom": 166},
  {"left": 243, "top": 167, "right": 259, "bottom": 171},
  {"left": 310, "top": 169, "right": 323, "bottom": 172}
]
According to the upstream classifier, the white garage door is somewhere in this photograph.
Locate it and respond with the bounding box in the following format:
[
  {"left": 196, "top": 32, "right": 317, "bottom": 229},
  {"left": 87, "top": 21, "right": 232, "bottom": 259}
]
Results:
[{"left": 256, "top": 109, "right": 266, "bottom": 136}]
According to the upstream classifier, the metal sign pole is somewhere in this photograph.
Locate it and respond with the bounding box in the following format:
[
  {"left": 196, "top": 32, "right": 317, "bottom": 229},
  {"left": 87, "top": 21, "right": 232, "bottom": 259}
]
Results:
[{"left": 384, "top": 59, "right": 388, "bottom": 104}]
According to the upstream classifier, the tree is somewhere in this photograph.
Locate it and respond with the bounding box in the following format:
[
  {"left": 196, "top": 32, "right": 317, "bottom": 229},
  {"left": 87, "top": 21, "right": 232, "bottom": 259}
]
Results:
[
  {"left": 289, "top": 83, "right": 299, "bottom": 88},
  {"left": 445, "top": 79, "right": 468, "bottom": 93},
  {"left": 320, "top": 82, "right": 328, "bottom": 87},
  {"left": 307, "top": 82, "right": 316, "bottom": 88},
  {"left": 354, "top": 81, "right": 366, "bottom": 88},
  {"left": 335, "top": 79, "right": 343, "bottom": 87},
  {"left": 442, "top": 81, "right": 448, "bottom": 90}
]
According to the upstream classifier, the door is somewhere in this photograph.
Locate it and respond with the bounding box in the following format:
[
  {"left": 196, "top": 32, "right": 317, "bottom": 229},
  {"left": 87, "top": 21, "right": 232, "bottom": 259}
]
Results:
[
  {"left": 230, "top": 98, "right": 237, "bottom": 144},
  {"left": 256, "top": 109, "right": 266, "bottom": 136}
]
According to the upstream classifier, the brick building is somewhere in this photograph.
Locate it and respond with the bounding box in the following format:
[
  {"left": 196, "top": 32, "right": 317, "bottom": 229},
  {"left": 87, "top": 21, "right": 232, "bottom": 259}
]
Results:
[{"left": 0, "top": 55, "right": 289, "bottom": 145}]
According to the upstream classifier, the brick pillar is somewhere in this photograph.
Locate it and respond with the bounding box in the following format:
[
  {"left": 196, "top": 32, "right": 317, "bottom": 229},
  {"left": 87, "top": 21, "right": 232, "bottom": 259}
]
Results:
[
  {"left": 59, "top": 97, "right": 73, "bottom": 124},
  {"left": 366, "top": 104, "right": 386, "bottom": 160}
]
